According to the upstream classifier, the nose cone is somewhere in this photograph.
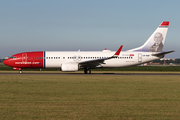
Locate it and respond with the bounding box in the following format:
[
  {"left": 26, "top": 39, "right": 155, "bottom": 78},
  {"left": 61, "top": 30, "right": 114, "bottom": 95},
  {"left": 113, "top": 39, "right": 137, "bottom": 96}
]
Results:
[
  {"left": 3, "top": 59, "right": 8, "bottom": 65},
  {"left": 3, "top": 59, "right": 10, "bottom": 66}
]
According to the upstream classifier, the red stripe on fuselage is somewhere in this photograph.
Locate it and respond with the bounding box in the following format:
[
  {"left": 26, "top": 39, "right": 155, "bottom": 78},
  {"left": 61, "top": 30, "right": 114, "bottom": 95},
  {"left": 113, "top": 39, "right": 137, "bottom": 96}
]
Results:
[{"left": 5, "top": 51, "right": 44, "bottom": 68}]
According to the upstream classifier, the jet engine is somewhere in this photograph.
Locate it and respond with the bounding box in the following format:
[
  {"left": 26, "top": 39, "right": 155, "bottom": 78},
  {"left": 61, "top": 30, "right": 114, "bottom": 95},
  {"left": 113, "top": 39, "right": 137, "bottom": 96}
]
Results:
[{"left": 61, "top": 63, "right": 79, "bottom": 72}]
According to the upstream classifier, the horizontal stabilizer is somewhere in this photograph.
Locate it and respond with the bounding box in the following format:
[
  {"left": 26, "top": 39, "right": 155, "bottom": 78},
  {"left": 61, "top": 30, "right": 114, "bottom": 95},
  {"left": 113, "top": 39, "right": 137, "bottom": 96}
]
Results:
[{"left": 152, "top": 51, "right": 175, "bottom": 57}]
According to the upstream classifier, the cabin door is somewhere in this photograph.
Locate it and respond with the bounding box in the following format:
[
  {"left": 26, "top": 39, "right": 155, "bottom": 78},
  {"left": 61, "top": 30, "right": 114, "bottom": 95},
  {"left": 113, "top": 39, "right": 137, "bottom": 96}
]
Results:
[
  {"left": 22, "top": 54, "right": 27, "bottom": 62},
  {"left": 138, "top": 53, "right": 142, "bottom": 62}
]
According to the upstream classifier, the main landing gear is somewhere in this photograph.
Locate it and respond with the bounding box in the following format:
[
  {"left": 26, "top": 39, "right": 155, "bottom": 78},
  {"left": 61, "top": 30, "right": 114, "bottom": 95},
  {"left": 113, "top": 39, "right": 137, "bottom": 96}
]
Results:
[
  {"left": 19, "top": 70, "right": 22, "bottom": 74},
  {"left": 84, "top": 69, "right": 91, "bottom": 74}
]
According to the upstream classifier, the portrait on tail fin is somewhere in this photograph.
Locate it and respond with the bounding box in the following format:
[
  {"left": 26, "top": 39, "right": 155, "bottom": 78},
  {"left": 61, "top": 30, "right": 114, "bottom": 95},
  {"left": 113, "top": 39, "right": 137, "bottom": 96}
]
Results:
[
  {"left": 149, "top": 32, "right": 164, "bottom": 52},
  {"left": 127, "top": 21, "right": 169, "bottom": 52}
]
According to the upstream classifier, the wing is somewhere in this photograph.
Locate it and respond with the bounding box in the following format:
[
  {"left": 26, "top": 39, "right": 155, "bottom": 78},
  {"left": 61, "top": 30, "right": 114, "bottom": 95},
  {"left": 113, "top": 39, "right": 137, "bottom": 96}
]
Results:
[{"left": 79, "top": 45, "right": 123, "bottom": 68}]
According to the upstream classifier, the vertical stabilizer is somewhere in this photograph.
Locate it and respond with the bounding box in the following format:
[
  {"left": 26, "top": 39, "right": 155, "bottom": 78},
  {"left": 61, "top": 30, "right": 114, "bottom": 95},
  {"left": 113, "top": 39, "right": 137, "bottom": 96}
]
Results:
[{"left": 128, "top": 21, "right": 169, "bottom": 52}]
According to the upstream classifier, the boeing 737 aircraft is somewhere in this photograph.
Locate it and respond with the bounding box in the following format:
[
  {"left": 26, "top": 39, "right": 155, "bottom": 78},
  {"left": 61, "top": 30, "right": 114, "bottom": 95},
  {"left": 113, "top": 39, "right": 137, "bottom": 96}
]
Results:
[{"left": 3, "top": 21, "right": 174, "bottom": 74}]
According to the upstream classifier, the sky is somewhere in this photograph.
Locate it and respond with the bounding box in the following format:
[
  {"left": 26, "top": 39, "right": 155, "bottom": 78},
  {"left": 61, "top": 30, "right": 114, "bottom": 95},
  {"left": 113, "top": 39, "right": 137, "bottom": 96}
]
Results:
[{"left": 0, "top": 0, "right": 180, "bottom": 59}]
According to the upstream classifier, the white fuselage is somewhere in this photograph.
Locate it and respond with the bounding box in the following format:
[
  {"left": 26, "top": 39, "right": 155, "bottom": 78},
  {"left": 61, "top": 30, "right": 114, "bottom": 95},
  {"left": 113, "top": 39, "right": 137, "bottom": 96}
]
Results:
[{"left": 45, "top": 50, "right": 160, "bottom": 68}]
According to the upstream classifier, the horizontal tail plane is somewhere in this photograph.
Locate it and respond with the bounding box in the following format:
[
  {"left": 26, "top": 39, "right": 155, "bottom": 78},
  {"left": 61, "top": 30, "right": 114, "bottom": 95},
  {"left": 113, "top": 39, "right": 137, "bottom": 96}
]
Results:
[{"left": 152, "top": 50, "right": 175, "bottom": 57}]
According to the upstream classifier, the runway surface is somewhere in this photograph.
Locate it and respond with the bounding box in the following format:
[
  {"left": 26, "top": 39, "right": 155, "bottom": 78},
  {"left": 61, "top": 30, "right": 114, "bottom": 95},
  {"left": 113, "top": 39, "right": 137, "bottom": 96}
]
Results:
[{"left": 1, "top": 73, "right": 180, "bottom": 76}]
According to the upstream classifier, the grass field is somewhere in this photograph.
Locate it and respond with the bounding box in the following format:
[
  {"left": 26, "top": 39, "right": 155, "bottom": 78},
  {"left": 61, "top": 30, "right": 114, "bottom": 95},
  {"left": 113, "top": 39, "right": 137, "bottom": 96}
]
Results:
[
  {"left": 1, "top": 64, "right": 180, "bottom": 71},
  {"left": 0, "top": 75, "right": 180, "bottom": 119}
]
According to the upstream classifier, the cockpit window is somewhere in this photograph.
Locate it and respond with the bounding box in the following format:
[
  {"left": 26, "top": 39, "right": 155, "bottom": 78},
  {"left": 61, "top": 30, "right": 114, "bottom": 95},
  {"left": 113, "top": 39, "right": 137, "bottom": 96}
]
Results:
[{"left": 9, "top": 56, "right": 17, "bottom": 59}]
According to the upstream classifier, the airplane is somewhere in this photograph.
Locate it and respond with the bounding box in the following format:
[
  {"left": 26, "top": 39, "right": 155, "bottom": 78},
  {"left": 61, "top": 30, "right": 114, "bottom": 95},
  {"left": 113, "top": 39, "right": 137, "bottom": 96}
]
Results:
[{"left": 3, "top": 21, "right": 174, "bottom": 74}]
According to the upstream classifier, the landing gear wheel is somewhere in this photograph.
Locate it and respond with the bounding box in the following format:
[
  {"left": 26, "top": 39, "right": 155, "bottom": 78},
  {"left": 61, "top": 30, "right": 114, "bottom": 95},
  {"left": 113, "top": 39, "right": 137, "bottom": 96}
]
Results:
[
  {"left": 87, "top": 70, "right": 91, "bottom": 74},
  {"left": 84, "top": 69, "right": 91, "bottom": 74},
  {"left": 19, "top": 70, "right": 22, "bottom": 74}
]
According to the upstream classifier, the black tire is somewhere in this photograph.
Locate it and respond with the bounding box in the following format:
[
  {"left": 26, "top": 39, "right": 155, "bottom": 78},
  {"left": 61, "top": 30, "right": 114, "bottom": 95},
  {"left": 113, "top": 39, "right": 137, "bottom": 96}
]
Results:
[{"left": 84, "top": 69, "right": 91, "bottom": 74}]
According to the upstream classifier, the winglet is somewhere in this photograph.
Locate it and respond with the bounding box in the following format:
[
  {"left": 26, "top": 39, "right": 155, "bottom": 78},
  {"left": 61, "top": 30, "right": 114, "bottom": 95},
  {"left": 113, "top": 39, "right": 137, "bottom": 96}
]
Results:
[{"left": 113, "top": 45, "right": 123, "bottom": 57}]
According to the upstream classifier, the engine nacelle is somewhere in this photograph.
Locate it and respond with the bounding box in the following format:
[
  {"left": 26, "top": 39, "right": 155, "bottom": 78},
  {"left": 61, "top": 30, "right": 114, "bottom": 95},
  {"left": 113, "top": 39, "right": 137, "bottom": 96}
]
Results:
[{"left": 61, "top": 63, "right": 79, "bottom": 72}]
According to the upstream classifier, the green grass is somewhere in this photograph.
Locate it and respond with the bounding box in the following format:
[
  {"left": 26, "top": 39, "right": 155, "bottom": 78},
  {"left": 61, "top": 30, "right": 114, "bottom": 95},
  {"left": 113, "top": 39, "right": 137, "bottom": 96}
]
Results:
[
  {"left": 1, "top": 64, "right": 180, "bottom": 71},
  {"left": 0, "top": 75, "right": 180, "bottom": 119},
  {"left": 1, "top": 63, "right": 180, "bottom": 74}
]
